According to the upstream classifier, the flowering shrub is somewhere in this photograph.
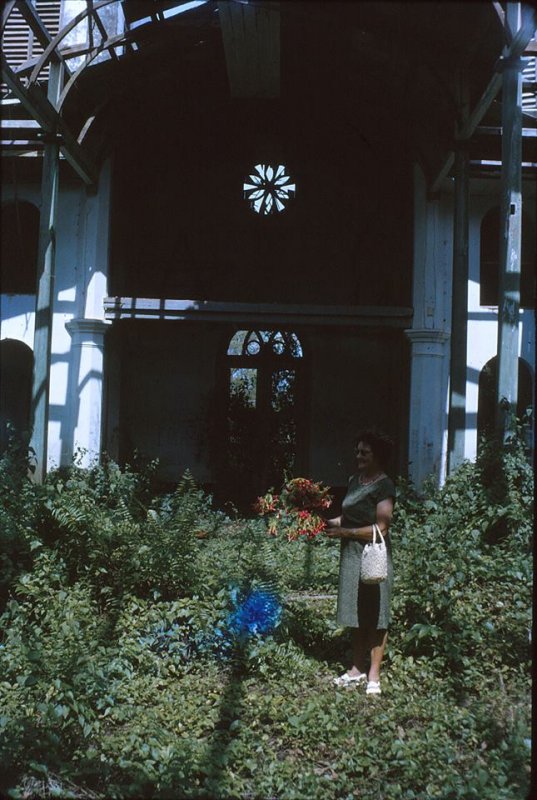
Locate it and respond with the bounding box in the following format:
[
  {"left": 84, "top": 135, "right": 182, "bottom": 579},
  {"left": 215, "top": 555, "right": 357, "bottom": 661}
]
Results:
[{"left": 254, "top": 477, "right": 332, "bottom": 541}]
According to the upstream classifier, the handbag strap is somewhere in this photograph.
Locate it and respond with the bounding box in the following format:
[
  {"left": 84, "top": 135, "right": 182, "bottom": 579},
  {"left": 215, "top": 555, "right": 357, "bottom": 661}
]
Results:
[{"left": 371, "top": 523, "right": 385, "bottom": 545}]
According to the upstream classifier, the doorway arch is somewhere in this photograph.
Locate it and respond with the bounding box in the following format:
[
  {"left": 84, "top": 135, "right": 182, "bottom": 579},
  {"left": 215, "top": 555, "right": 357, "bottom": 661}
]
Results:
[
  {"left": 477, "top": 356, "right": 534, "bottom": 442},
  {"left": 1, "top": 200, "right": 39, "bottom": 294},
  {"left": 214, "top": 329, "right": 307, "bottom": 512},
  {"left": 0, "top": 338, "right": 33, "bottom": 453}
]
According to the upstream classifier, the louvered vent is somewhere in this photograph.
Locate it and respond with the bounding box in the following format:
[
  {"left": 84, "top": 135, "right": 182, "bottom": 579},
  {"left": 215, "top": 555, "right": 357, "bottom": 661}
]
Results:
[
  {"left": 522, "top": 55, "right": 537, "bottom": 113},
  {"left": 2, "top": 1, "right": 62, "bottom": 92}
]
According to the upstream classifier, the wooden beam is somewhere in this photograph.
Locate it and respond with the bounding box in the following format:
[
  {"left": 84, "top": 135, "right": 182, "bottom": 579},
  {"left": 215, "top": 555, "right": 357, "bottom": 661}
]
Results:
[
  {"left": 1, "top": 55, "right": 98, "bottom": 185},
  {"left": 103, "top": 297, "right": 413, "bottom": 327},
  {"left": 57, "top": 31, "right": 127, "bottom": 112},
  {"left": 28, "top": 0, "right": 117, "bottom": 87},
  {"left": 1, "top": 119, "right": 41, "bottom": 139},
  {"left": 1, "top": 0, "right": 16, "bottom": 34},
  {"left": 218, "top": 0, "right": 280, "bottom": 98},
  {"left": 93, "top": 7, "right": 119, "bottom": 60},
  {"left": 496, "top": 7, "right": 524, "bottom": 439},
  {"left": 475, "top": 126, "right": 537, "bottom": 136},
  {"left": 492, "top": 1, "right": 511, "bottom": 44},
  {"left": 447, "top": 76, "right": 470, "bottom": 473},
  {"left": 15, "top": 0, "right": 71, "bottom": 74},
  {"left": 430, "top": 5, "right": 537, "bottom": 193}
]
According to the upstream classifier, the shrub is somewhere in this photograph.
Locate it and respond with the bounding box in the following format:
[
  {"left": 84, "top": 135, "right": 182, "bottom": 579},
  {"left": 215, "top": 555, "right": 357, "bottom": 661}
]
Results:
[
  {"left": 0, "top": 439, "right": 532, "bottom": 799},
  {"left": 390, "top": 428, "right": 532, "bottom": 691},
  {"left": 0, "top": 435, "right": 47, "bottom": 610}
]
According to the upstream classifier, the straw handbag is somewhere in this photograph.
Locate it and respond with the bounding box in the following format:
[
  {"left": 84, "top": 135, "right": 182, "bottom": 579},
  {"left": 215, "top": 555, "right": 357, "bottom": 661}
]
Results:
[{"left": 360, "top": 523, "right": 388, "bottom": 584}]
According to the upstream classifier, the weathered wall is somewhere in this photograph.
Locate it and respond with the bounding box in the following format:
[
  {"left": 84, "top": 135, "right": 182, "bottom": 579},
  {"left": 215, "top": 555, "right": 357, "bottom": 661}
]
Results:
[
  {"left": 113, "top": 320, "right": 408, "bottom": 501},
  {"left": 109, "top": 100, "right": 413, "bottom": 308},
  {"left": 465, "top": 177, "right": 536, "bottom": 461}
]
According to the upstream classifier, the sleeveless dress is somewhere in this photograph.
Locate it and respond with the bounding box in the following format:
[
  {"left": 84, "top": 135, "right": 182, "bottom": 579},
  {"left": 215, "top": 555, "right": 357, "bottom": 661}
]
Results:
[{"left": 335, "top": 474, "right": 395, "bottom": 629}]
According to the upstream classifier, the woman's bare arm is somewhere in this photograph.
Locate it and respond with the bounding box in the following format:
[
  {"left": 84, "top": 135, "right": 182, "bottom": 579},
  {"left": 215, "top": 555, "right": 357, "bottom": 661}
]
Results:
[{"left": 325, "top": 498, "right": 393, "bottom": 541}]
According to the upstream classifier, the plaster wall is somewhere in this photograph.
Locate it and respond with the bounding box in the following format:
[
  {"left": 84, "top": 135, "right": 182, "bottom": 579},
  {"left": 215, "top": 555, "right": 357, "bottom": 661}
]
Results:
[
  {"left": 1, "top": 161, "right": 112, "bottom": 467},
  {"left": 117, "top": 323, "right": 221, "bottom": 484},
  {"left": 307, "top": 327, "right": 407, "bottom": 490},
  {"left": 464, "top": 179, "right": 536, "bottom": 460}
]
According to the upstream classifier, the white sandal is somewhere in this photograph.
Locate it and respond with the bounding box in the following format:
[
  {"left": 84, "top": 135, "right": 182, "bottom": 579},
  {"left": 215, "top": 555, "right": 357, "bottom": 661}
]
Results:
[
  {"left": 366, "top": 680, "right": 381, "bottom": 695},
  {"left": 333, "top": 672, "right": 367, "bottom": 687}
]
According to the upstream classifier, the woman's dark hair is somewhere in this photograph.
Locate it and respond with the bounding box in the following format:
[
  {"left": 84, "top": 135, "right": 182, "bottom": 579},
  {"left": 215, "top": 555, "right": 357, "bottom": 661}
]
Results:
[{"left": 354, "top": 429, "right": 394, "bottom": 469}]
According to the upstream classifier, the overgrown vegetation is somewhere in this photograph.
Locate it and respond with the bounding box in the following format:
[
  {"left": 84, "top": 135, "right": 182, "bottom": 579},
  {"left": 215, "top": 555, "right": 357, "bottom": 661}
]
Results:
[{"left": 0, "top": 430, "right": 532, "bottom": 799}]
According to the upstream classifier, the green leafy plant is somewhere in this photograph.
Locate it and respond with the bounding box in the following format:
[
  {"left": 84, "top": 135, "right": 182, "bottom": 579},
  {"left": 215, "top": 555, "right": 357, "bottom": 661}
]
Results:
[{"left": 0, "top": 439, "right": 531, "bottom": 800}]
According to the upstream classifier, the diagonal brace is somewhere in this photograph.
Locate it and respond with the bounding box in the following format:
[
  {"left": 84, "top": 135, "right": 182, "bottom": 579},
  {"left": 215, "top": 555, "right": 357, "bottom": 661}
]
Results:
[
  {"left": 15, "top": 0, "right": 72, "bottom": 75},
  {"left": 1, "top": 54, "right": 98, "bottom": 186}
]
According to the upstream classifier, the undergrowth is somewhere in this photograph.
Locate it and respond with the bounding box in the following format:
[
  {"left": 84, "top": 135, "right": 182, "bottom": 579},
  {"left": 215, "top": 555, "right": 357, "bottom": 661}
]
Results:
[{"left": 0, "top": 431, "right": 532, "bottom": 799}]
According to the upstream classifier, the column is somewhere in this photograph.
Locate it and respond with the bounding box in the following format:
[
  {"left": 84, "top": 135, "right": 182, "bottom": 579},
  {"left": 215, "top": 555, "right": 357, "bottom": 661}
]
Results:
[
  {"left": 30, "top": 63, "right": 62, "bottom": 482},
  {"left": 496, "top": 2, "right": 523, "bottom": 439},
  {"left": 406, "top": 331, "right": 450, "bottom": 488},
  {"left": 61, "top": 158, "right": 112, "bottom": 466},
  {"left": 406, "top": 164, "right": 452, "bottom": 488},
  {"left": 447, "top": 75, "right": 470, "bottom": 473},
  {"left": 65, "top": 318, "right": 108, "bottom": 466}
]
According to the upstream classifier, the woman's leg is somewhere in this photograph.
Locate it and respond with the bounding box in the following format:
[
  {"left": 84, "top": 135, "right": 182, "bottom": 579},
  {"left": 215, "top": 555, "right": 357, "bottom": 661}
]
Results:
[
  {"left": 367, "top": 628, "right": 388, "bottom": 682},
  {"left": 350, "top": 627, "right": 368, "bottom": 675}
]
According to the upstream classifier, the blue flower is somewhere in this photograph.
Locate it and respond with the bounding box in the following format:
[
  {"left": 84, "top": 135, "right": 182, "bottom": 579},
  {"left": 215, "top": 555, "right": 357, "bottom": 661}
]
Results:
[{"left": 226, "top": 589, "right": 282, "bottom": 638}]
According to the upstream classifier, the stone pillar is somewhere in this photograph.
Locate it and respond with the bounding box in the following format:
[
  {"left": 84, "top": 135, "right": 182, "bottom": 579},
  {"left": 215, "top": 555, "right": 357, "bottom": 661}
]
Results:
[
  {"left": 65, "top": 318, "right": 108, "bottom": 466},
  {"left": 406, "top": 163, "right": 452, "bottom": 488}
]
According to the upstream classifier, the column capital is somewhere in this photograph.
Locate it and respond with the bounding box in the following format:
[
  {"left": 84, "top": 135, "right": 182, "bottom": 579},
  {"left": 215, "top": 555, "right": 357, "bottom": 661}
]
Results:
[
  {"left": 405, "top": 328, "right": 450, "bottom": 359},
  {"left": 405, "top": 328, "right": 450, "bottom": 344},
  {"left": 65, "top": 317, "right": 109, "bottom": 340}
]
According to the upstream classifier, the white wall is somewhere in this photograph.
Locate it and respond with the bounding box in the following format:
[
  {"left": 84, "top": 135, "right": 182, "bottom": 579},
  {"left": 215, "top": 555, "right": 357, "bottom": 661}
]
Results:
[
  {"left": 465, "top": 178, "right": 536, "bottom": 461},
  {"left": 1, "top": 159, "right": 112, "bottom": 468}
]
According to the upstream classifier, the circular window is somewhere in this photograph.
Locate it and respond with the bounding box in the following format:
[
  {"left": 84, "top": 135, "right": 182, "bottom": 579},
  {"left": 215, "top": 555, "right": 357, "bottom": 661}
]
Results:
[{"left": 243, "top": 164, "right": 296, "bottom": 215}]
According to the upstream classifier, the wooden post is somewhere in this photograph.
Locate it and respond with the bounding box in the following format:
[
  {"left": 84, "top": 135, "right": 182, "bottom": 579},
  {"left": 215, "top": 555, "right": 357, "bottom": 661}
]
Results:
[
  {"left": 30, "top": 63, "right": 62, "bottom": 481},
  {"left": 447, "top": 76, "right": 470, "bottom": 473},
  {"left": 496, "top": 2, "right": 523, "bottom": 441}
]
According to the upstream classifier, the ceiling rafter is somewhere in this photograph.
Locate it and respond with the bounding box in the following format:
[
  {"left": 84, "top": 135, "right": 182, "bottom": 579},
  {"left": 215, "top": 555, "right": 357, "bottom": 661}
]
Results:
[
  {"left": 56, "top": 31, "right": 127, "bottom": 112},
  {"left": 492, "top": 1, "right": 511, "bottom": 45},
  {"left": 1, "top": 53, "right": 98, "bottom": 185},
  {"left": 1, "top": 1, "right": 17, "bottom": 35},
  {"left": 28, "top": 0, "right": 116, "bottom": 85},
  {"left": 15, "top": 0, "right": 72, "bottom": 75},
  {"left": 430, "top": 4, "right": 537, "bottom": 193},
  {"left": 92, "top": 3, "right": 119, "bottom": 61}
]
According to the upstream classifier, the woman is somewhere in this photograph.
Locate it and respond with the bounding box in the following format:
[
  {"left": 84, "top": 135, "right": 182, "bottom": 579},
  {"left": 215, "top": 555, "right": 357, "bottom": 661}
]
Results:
[{"left": 325, "top": 430, "right": 395, "bottom": 696}]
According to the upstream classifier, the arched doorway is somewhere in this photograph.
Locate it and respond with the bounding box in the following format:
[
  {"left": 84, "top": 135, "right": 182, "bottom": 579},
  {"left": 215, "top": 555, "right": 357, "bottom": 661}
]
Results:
[
  {"left": 214, "top": 329, "right": 306, "bottom": 513},
  {"left": 0, "top": 339, "right": 33, "bottom": 453},
  {"left": 0, "top": 200, "right": 39, "bottom": 294},
  {"left": 477, "top": 356, "right": 533, "bottom": 442}
]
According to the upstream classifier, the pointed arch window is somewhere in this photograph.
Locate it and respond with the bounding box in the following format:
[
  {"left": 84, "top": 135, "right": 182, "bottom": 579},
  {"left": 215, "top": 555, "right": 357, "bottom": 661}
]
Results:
[{"left": 227, "top": 330, "right": 303, "bottom": 358}]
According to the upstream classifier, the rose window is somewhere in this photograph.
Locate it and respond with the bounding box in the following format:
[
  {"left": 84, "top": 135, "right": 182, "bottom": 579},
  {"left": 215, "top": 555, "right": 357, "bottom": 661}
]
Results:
[{"left": 243, "top": 164, "right": 296, "bottom": 215}]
